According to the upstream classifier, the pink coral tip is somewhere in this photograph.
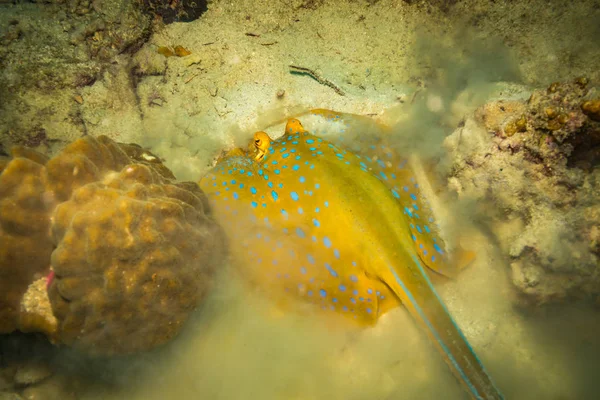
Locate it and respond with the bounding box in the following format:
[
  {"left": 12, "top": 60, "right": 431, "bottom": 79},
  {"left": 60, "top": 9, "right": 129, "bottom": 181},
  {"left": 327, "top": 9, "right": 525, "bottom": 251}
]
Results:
[{"left": 46, "top": 270, "right": 55, "bottom": 289}]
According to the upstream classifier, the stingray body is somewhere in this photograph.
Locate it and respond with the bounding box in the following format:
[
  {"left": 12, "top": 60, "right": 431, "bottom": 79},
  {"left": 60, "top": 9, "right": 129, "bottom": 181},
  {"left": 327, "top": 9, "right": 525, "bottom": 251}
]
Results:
[{"left": 199, "top": 111, "right": 503, "bottom": 400}]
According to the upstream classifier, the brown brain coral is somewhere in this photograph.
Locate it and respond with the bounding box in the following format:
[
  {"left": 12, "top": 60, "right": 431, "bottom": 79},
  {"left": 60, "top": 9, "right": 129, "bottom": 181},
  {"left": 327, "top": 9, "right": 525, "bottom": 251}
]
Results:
[
  {"left": 48, "top": 163, "right": 225, "bottom": 355},
  {"left": 0, "top": 149, "right": 55, "bottom": 335},
  {"left": 0, "top": 135, "right": 226, "bottom": 355}
]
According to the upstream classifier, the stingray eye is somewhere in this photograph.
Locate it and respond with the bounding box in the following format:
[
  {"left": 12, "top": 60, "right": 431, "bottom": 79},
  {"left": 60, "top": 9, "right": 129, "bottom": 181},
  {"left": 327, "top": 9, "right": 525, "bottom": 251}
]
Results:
[{"left": 255, "top": 139, "right": 261, "bottom": 145}]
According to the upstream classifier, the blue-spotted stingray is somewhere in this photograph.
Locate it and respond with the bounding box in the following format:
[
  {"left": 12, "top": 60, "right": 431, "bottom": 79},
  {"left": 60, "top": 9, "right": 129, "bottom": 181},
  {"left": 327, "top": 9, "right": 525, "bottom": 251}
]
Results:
[{"left": 199, "top": 110, "right": 504, "bottom": 400}]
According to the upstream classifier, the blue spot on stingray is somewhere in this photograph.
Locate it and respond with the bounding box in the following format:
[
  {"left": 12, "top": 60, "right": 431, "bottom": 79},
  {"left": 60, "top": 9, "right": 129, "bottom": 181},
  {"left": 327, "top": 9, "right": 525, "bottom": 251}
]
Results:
[
  {"left": 392, "top": 189, "right": 400, "bottom": 199},
  {"left": 339, "top": 284, "right": 346, "bottom": 292},
  {"left": 307, "top": 254, "right": 315, "bottom": 264},
  {"left": 366, "top": 308, "right": 372, "bottom": 314},
  {"left": 282, "top": 153, "right": 289, "bottom": 159},
  {"left": 247, "top": 171, "right": 253, "bottom": 177},
  {"left": 342, "top": 306, "right": 348, "bottom": 311},
  {"left": 334, "top": 249, "right": 340, "bottom": 259},
  {"left": 271, "top": 190, "right": 278, "bottom": 201},
  {"left": 410, "top": 193, "right": 417, "bottom": 201},
  {"left": 332, "top": 298, "right": 338, "bottom": 303},
  {"left": 250, "top": 187, "right": 257, "bottom": 195},
  {"left": 325, "top": 201, "right": 329, "bottom": 207},
  {"left": 315, "top": 207, "right": 320, "bottom": 213},
  {"left": 431, "top": 255, "right": 436, "bottom": 262},
  {"left": 274, "top": 169, "right": 281, "bottom": 174},
  {"left": 325, "top": 263, "right": 338, "bottom": 277},
  {"left": 268, "top": 181, "right": 274, "bottom": 188},
  {"left": 312, "top": 218, "right": 320, "bottom": 227},
  {"left": 232, "top": 192, "right": 239, "bottom": 200},
  {"left": 424, "top": 225, "right": 431, "bottom": 233},
  {"left": 403, "top": 186, "right": 409, "bottom": 192},
  {"left": 295, "top": 155, "right": 301, "bottom": 160},
  {"left": 293, "top": 165, "right": 300, "bottom": 171},
  {"left": 299, "top": 176, "right": 306, "bottom": 183},
  {"left": 434, "top": 243, "right": 443, "bottom": 254},
  {"left": 300, "top": 267, "right": 307, "bottom": 274},
  {"left": 319, "top": 289, "right": 327, "bottom": 297},
  {"left": 315, "top": 183, "right": 320, "bottom": 189},
  {"left": 251, "top": 201, "right": 258, "bottom": 208},
  {"left": 308, "top": 290, "right": 313, "bottom": 296},
  {"left": 291, "top": 192, "right": 299, "bottom": 201},
  {"left": 258, "top": 169, "right": 263, "bottom": 176},
  {"left": 367, "top": 289, "right": 373, "bottom": 294},
  {"left": 296, "top": 227, "right": 306, "bottom": 238},
  {"left": 306, "top": 139, "right": 315, "bottom": 144},
  {"left": 350, "top": 275, "right": 358, "bottom": 282},
  {"left": 323, "top": 237, "right": 332, "bottom": 248},
  {"left": 298, "top": 207, "right": 304, "bottom": 214}
]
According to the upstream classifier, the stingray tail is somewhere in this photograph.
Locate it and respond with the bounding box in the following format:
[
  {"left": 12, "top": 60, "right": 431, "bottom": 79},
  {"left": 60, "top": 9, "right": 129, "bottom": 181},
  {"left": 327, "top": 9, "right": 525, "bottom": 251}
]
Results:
[{"left": 384, "top": 256, "right": 504, "bottom": 400}]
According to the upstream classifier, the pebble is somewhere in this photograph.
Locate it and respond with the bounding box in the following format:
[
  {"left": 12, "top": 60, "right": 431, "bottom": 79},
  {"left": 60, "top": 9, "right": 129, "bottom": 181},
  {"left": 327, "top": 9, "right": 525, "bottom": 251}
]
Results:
[
  {"left": 13, "top": 364, "right": 52, "bottom": 387},
  {"left": 21, "top": 376, "right": 75, "bottom": 400}
]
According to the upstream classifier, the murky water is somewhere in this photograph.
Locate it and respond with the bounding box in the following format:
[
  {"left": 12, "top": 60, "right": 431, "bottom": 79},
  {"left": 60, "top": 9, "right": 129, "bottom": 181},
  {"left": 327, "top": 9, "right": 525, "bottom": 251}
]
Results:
[{"left": 2, "top": 0, "right": 600, "bottom": 399}]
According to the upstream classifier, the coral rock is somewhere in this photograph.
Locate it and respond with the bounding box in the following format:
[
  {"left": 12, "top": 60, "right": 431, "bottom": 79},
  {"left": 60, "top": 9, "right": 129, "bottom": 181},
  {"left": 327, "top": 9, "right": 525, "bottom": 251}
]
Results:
[
  {"left": 445, "top": 81, "right": 600, "bottom": 306},
  {"left": 1, "top": 135, "right": 226, "bottom": 355},
  {"left": 47, "top": 145, "right": 225, "bottom": 355}
]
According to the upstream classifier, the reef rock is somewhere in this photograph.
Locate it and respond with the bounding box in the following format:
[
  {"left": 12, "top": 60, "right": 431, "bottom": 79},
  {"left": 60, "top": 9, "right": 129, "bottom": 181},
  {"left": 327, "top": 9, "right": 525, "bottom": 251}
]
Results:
[
  {"left": 0, "top": 136, "right": 226, "bottom": 355},
  {"left": 444, "top": 79, "right": 600, "bottom": 306}
]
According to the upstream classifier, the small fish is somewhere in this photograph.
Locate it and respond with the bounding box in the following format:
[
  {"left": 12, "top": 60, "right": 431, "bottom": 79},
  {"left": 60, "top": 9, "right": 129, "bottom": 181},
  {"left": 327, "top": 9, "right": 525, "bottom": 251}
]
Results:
[{"left": 199, "top": 111, "right": 503, "bottom": 400}]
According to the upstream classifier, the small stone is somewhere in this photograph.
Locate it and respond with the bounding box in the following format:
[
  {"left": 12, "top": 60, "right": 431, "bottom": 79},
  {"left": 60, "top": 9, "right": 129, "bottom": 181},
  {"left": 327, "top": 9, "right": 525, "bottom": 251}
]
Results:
[
  {"left": 21, "top": 375, "right": 75, "bottom": 400},
  {"left": 276, "top": 89, "right": 285, "bottom": 99},
  {"left": 14, "top": 363, "right": 52, "bottom": 386},
  {"left": 575, "top": 76, "right": 588, "bottom": 88}
]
